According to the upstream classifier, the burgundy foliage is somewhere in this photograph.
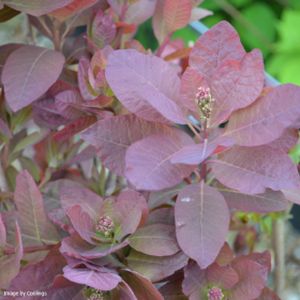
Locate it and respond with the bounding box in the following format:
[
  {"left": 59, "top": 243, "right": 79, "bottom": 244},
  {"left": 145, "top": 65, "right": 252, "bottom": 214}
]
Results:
[{"left": 0, "top": 0, "right": 299, "bottom": 299}]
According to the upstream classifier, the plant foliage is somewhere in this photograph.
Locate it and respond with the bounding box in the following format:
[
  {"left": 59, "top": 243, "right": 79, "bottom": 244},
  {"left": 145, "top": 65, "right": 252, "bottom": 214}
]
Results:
[{"left": 0, "top": 1, "right": 299, "bottom": 299}]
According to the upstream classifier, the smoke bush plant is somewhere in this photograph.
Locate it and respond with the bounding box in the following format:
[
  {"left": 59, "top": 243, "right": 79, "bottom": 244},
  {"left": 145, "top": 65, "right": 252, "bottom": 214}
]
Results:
[{"left": 0, "top": 0, "right": 299, "bottom": 299}]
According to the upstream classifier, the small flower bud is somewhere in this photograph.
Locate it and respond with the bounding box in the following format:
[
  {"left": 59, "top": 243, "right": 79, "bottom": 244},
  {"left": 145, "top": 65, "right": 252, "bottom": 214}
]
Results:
[
  {"left": 95, "top": 215, "right": 114, "bottom": 237},
  {"left": 207, "top": 287, "right": 224, "bottom": 300},
  {"left": 195, "top": 87, "right": 214, "bottom": 120}
]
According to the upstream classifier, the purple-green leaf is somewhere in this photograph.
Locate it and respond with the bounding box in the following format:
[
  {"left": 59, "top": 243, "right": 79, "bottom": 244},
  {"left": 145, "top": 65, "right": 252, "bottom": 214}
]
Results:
[
  {"left": 127, "top": 249, "right": 188, "bottom": 282},
  {"left": 210, "top": 145, "right": 300, "bottom": 194},
  {"left": 129, "top": 224, "right": 179, "bottom": 256}
]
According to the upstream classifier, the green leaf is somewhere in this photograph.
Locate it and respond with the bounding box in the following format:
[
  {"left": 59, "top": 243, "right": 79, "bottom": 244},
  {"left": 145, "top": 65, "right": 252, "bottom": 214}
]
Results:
[
  {"left": 12, "top": 131, "right": 46, "bottom": 154},
  {"left": 267, "top": 53, "right": 300, "bottom": 85},
  {"left": 276, "top": 10, "right": 300, "bottom": 52},
  {"left": 232, "top": 3, "right": 276, "bottom": 56},
  {"left": 289, "top": 143, "right": 300, "bottom": 164},
  {"left": 229, "top": 0, "right": 251, "bottom": 7},
  {"left": 172, "top": 27, "right": 199, "bottom": 46},
  {"left": 19, "top": 157, "right": 41, "bottom": 182}
]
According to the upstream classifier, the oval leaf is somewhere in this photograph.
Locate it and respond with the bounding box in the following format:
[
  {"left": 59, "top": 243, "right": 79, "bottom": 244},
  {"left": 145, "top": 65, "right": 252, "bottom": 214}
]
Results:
[
  {"left": 2, "top": 45, "right": 65, "bottom": 112},
  {"left": 127, "top": 249, "right": 188, "bottom": 282},
  {"left": 63, "top": 266, "right": 122, "bottom": 291},
  {"left": 14, "top": 170, "right": 59, "bottom": 246},
  {"left": 175, "top": 182, "right": 230, "bottom": 268},
  {"left": 106, "top": 49, "right": 186, "bottom": 124}
]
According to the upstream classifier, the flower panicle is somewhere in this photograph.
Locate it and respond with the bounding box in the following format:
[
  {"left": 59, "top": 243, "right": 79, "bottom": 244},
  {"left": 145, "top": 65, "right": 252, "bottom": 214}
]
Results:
[{"left": 195, "top": 86, "right": 214, "bottom": 120}]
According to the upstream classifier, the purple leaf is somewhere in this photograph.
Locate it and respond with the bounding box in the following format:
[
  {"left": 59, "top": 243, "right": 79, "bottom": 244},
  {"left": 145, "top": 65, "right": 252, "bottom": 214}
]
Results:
[
  {"left": 59, "top": 180, "right": 103, "bottom": 219},
  {"left": 125, "top": 0, "right": 157, "bottom": 25},
  {"left": 61, "top": 234, "right": 128, "bottom": 259},
  {"left": 14, "top": 170, "right": 59, "bottom": 246},
  {"left": 2, "top": 0, "right": 73, "bottom": 16},
  {"left": 159, "top": 277, "right": 187, "bottom": 300},
  {"left": 180, "top": 66, "right": 205, "bottom": 113},
  {"left": 209, "top": 49, "right": 264, "bottom": 126},
  {"left": 32, "top": 97, "right": 69, "bottom": 129},
  {"left": 256, "top": 288, "right": 281, "bottom": 300},
  {"left": 125, "top": 130, "right": 195, "bottom": 190},
  {"left": 50, "top": 0, "right": 98, "bottom": 21},
  {"left": 8, "top": 247, "right": 66, "bottom": 292},
  {"left": 225, "top": 84, "right": 300, "bottom": 146},
  {"left": 0, "top": 214, "right": 6, "bottom": 247},
  {"left": 230, "top": 258, "right": 266, "bottom": 300},
  {"left": 54, "top": 89, "right": 83, "bottom": 120},
  {"left": 89, "top": 10, "right": 116, "bottom": 49},
  {"left": 163, "top": 0, "right": 192, "bottom": 33},
  {"left": 171, "top": 134, "right": 233, "bottom": 165},
  {"left": 129, "top": 224, "right": 179, "bottom": 256},
  {"left": 121, "top": 270, "right": 164, "bottom": 299},
  {"left": 206, "top": 263, "right": 239, "bottom": 289},
  {"left": 152, "top": 0, "right": 168, "bottom": 44},
  {"left": 117, "top": 281, "right": 138, "bottom": 300},
  {"left": 219, "top": 187, "right": 289, "bottom": 213},
  {"left": 0, "top": 43, "right": 21, "bottom": 83},
  {"left": 2, "top": 45, "right": 65, "bottom": 112},
  {"left": 175, "top": 182, "right": 230, "bottom": 268},
  {"left": 210, "top": 145, "right": 300, "bottom": 194},
  {"left": 81, "top": 114, "right": 170, "bottom": 176},
  {"left": 66, "top": 205, "right": 95, "bottom": 244},
  {"left": 0, "top": 222, "right": 23, "bottom": 289},
  {"left": 182, "top": 261, "right": 206, "bottom": 299},
  {"left": 282, "top": 189, "right": 300, "bottom": 205},
  {"left": 106, "top": 49, "right": 186, "bottom": 124},
  {"left": 47, "top": 275, "right": 83, "bottom": 300},
  {"left": 0, "top": 117, "right": 12, "bottom": 138},
  {"left": 78, "top": 57, "right": 95, "bottom": 101},
  {"left": 146, "top": 207, "right": 175, "bottom": 226},
  {"left": 148, "top": 183, "right": 185, "bottom": 209},
  {"left": 189, "top": 21, "right": 245, "bottom": 77},
  {"left": 112, "top": 190, "right": 148, "bottom": 239},
  {"left": 267, "top": 128, "right": 298, "bottom": 152},
  {"left": 127, "top": 250, "right": 188, "bottom": 282},
  {"left": 63, "top": 266, "right": 122, "bottom": 290}
]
